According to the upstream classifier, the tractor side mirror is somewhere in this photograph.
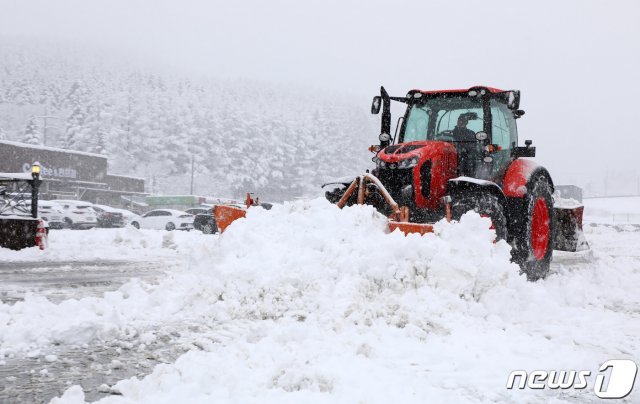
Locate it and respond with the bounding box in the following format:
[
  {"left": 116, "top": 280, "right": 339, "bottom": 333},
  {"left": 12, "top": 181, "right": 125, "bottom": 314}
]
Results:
[
  {"left": 371, "top": 96, "right": 382, "bottom": 114},
  {"left": 507, "top": 90, "right": 521, "bottom": 110}
]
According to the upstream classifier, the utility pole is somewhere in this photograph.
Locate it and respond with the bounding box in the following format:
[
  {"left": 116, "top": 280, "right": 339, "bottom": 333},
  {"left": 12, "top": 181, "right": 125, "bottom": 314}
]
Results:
[
  {"left": 43, "top": 104, "right": 48, "bottom": 145},
  {"left": 190, "top": 154, "right": 195, "bottom": 195},
  {"left": 37, "top": 104, "right": 61, "bottom": 146}
]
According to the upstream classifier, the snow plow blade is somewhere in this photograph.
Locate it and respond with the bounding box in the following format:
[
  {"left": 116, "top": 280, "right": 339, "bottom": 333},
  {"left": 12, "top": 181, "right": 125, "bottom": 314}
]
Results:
[
  {"left": 213, "top": 193, "right": 268, "bottom": 233},
  {"left": 388, "top": 222, "right": 435, "bottom": 235},
  {"left": 337, "top": 173, "right": 442, "bottom": 235},
  {"left": 554, "top": 205, "right": 589, "bottom": 252},
  {"left": 213, "top": 205, "right": 246, "bottom": 233}
]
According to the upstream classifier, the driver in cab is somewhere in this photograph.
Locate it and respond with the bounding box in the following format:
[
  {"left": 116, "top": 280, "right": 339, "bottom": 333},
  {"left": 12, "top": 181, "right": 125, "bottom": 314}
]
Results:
[
  {"left": 452, "top": 113, "right": 477, "bottom": 142},
  {"left": 452, "top": 112, "right": 481, "bottom": 176}
]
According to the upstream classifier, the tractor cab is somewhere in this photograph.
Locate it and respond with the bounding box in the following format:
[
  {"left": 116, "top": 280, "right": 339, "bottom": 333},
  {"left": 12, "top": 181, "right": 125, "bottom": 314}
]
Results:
[
  {"left": 368, "top": 86, "right": 534, "bottom": 216},
  {"left": 372, "top": 86, "right": 528, "bottom": 182}
]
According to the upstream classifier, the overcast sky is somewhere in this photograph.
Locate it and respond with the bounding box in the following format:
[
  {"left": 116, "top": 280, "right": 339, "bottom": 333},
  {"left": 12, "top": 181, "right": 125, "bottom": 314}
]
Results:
[{"left": 1, "top": 0, "right": 639, "bottom": 190}]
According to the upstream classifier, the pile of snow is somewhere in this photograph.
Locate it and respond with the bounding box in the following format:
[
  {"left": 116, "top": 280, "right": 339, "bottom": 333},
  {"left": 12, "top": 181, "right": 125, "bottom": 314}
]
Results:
[
  {"left": 2, "top": 199, "right": 639, "bottom": 403},
  {"left": 0, "top": 227, "right": 209, "bottom": 262},
  {"left": 1, "top": 200, "right": 514, "bottom": 356}
]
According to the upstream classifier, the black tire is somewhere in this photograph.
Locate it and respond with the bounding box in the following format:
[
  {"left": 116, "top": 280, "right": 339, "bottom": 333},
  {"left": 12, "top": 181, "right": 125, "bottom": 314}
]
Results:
[
  {"left": 511, "top": 176, "right": 556, "bottom": 281},
  {"left": 325, "top": 185, "right": 351, "bottom": 205},
  {"left": 452, "top": 192, "right": 508, "bottom": 241},
  {"left": 202, "top": 222, "right": 217, "bottom": 234},
  {"left": 131, "top": 221, "right": 140, "bottom": 229},
  {"left": 325, "top": 183, "right": 390, "bottom": 216},
  {"left": 165, "top": 222, "right": 176, "bottom": 231}
]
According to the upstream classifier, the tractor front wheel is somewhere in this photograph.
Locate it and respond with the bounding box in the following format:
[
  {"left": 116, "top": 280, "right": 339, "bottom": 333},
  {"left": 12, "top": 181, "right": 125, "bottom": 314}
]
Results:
[
  {"left": 452, "top": 193, "right": 508, "bottom": 241},
  {"left": 512, "top": 176, "right": 556, "bottom": 281}
]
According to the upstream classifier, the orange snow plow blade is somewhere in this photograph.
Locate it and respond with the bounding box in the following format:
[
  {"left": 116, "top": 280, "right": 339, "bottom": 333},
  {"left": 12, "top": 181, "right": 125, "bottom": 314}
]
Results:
[
  {"left": 388, "top": 221, "right": 435, "bottom": 235},
  {"left": 213, "top": 193, "right": 265, "bottom": 233},
  {"left": 337, "top": 173, "right": 445, "bottom": 235},
  {"left": 213, "top": 205, "right": 246, "bottom": 233}
]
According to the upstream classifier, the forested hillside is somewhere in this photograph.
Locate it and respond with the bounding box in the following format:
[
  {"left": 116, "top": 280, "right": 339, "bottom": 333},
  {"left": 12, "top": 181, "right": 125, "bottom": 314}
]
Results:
[{"left": 0, "top": 41, "right": 374, "bottom": 200}]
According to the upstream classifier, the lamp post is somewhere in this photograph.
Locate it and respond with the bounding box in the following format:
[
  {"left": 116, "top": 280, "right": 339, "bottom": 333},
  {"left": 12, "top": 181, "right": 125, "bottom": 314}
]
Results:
[{"left": 31, "top": 162, "right": 41, "bottom": 218}]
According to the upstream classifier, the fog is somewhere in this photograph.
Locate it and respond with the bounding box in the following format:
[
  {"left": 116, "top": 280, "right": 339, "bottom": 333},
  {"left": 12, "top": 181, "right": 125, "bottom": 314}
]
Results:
[{"left": 2, "top": 0, "right": 639, "bottom": 194}]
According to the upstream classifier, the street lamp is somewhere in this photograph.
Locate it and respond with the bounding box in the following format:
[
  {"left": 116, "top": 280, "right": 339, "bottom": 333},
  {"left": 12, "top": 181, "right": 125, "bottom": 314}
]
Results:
[
  {"left": 31, "top": 161, "right": 41, "bottom": 179},
  {"left": 31, "top": 161, "right": 41, "bottom": 218}
]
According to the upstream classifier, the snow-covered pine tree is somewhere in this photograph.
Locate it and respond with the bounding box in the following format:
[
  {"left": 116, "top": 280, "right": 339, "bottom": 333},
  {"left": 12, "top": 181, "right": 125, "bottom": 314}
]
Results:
[
  {"left": 64, "top": 105, "right": 86, "bottom": 150},
  {"left": 22, "top": 116, "right": 41, "bottom": 145}
]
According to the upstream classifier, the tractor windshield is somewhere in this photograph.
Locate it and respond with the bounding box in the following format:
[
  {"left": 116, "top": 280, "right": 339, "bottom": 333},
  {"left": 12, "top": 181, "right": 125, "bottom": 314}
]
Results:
[{"left": 402, "top": 95, "right": 484, "bottom": 143}]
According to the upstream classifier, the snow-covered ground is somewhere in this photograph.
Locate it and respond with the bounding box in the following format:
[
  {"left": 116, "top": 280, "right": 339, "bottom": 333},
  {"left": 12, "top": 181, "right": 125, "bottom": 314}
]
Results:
[
  {"left": 583, "top": 196, "right": 640, "bottom": 224},
  {"left": 0, "top": 227, "right": 210, "bottom": 263},
  {"left": 1, "top": 199, "right": 639, "bottom": 403}
]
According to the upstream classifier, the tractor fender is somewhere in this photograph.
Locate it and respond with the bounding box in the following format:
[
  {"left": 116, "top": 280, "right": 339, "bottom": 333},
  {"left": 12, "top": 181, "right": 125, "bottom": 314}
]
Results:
[
  {"left": 447, "top": 176, "right": 506, "bottom": 206},
  {"left": 503, "top": 159, "right": 554, "bottom": 198}
]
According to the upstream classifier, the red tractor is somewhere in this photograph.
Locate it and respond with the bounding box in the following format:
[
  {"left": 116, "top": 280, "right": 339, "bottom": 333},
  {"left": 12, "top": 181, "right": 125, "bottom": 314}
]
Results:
[{"left": 325, "top": 86, "right": 586, "bottom": 280}]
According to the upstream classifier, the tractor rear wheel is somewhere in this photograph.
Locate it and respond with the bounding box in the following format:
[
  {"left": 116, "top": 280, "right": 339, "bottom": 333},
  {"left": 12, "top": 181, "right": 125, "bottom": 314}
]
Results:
[
  {"left": 452, "top": 193, "right": 508, "bottom": 241},
  {"left": 512, "top": 176, "right": 556, "bottom": 281}
]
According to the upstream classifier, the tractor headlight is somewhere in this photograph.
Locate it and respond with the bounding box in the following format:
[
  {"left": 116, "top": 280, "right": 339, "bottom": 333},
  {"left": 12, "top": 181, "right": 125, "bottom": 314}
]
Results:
[
  {"left": 397, "top": 157, "right": 419, "bottom": 169},
  {"left": 376, "top": 158, "right": 387, "bottom": 168}
]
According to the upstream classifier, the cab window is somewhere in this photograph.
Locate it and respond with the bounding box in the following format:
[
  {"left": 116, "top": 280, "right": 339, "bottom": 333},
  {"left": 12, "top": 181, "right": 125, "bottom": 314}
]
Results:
[
  {"left": 490, "top": 100, "right": 517, "bottom": 149},
  {"left": 435, "top": 108, "right": 484, "bottom": 134},
  {"left": 403, "top": 105, "right": 431, "bottom": 142}
]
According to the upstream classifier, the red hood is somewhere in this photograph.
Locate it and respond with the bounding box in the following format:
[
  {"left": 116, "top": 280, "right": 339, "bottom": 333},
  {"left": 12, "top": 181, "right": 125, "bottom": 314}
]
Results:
[{"left": 378, "top": 141, "right": 456, "bottom": 162}]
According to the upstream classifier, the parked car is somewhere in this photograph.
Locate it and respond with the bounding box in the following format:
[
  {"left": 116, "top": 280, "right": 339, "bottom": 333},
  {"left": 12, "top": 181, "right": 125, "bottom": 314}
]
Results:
[
  {"left": 116, "top": 208, "right": 142, "bottom": 227},
  {"left": 55, "top": 200, "right": 98, "bottom": 229},
  {"left": 2, "top": 200, "right": 64, "bottom": 230},
  {"left": 130, "top": 209, "right": 194, "bottom": 231},
  {"left": 185, "top": 207, "right": 209, "bottom": 216},
  {"left": 193, "top": 209, "right": 218, "bottom": 234},
  {"left": 38, "top": 201, "right": 65, "bottom": 229},
  {"left": 91, "top": 204, "right": 127, "bottom": 228}
]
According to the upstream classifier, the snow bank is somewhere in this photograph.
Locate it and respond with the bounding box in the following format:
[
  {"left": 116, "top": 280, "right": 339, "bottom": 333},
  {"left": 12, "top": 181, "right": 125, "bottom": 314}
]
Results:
[
  {"left": 0, "top": 227, "right": 208, "bottom": 262},
  {"left": 3, "top": 199, "right": 639, "bottom": 403},
  {"left": 2, "top": 200, "right": 514, "bottom": 355}
]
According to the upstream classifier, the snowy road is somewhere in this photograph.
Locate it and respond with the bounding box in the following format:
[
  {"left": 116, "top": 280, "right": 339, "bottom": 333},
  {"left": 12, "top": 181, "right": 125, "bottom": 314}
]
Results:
[
  {"left": 0, "top": 228, "right": 214, "bottom": 403},
  {"left": 0, "top": 258, "right": 186, "bottom": 403},
  {"left": 1, "top": 200, "right": 639, "bottom": 403},
  {"left": 0, "top": 260, "right": 167, "bottom": 304}
]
